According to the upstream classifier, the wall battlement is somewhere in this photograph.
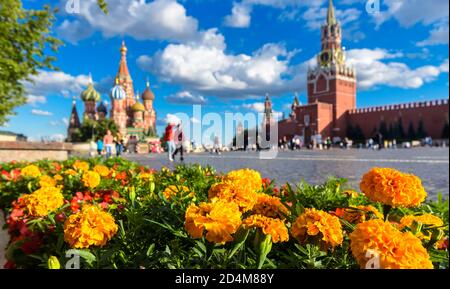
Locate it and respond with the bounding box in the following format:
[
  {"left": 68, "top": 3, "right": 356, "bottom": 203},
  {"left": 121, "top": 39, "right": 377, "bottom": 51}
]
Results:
[{"left": 348, "top": 99, "right": 449, "bottom": 115}]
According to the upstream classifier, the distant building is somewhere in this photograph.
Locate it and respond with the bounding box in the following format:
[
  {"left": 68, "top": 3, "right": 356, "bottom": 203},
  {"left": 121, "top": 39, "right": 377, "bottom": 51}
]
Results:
[
  {"left": 0, "top": 130, "right": 27, "bottom": 142},
  {"left": 67, "top": 41, "right": 157, "bottom": 141},
  {"left": 274, "top": 0, "right": 449, "bottom": 144}
]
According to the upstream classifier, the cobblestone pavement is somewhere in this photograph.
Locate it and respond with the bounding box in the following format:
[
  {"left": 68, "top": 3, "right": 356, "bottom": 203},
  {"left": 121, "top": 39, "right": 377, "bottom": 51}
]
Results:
[
  {"left": 125, "top": 147, "right": 449, "bottom": 199},
  {"left": 1, "top": 147, "right": 448, "bottom": 268}
]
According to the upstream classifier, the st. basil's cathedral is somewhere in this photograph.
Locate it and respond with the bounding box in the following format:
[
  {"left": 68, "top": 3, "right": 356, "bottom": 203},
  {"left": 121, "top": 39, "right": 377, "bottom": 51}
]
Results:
[{"left": 67, "top": 41, "right": 157, "bottom": 141}]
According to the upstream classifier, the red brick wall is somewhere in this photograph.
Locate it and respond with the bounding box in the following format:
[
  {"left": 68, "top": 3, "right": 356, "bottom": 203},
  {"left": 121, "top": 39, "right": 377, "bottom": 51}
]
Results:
[{"left": 347, "top": 100, "right": 449, "bottom": 140}]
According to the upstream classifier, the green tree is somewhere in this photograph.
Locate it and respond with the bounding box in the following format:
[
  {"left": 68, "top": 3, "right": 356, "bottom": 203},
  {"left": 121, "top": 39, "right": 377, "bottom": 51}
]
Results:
[
  {"left": 442, "top": 120, "right": 449, "bottom": 139},
  {"left": 71, "top": 118, "right": 118, "bottom": 142},
  {"left": 397, "top": 117, "right": 405, "bottom": 140},
  {"left": 407, "top": 122, "right": 416, "bottom": 140},
  {"left": 416, "top": 119, "right": 427, "bottom": 139},
  {"left": 0, "top": 0, "right": 61, "bottom": 125}
]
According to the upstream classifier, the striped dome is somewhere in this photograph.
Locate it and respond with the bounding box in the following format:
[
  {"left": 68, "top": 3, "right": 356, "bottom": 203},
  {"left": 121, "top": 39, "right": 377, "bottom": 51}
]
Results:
[
  {"left": 81, "top": 83, "right": 101, "bottom": 102},
  {"left": 110, "top": 84, "right": 126, "bottom": 100},
  {"left": 131, "top": 102, "right": 145, "bottom": 112}
]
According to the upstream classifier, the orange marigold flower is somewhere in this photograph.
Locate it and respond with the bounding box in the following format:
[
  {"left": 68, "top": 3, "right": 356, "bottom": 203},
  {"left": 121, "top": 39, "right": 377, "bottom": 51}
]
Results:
[
  {"left": 185, "top": 200, "right": 242, "bottom": 244},
  {"left": 82, "top": 171, "right": 101, "bottom": 188},
  {"left": 208, "top": 182, "right": 259, "bottom": 212},
  {"left": 73, "top": 160, "right": 90, "bottom": 172},
  {"left": 252, "top": 194, "right": 290, "bottom": 219},
  {"left": 340, "top": 205, "right": 383, "bottom": 224},
  {"left": 349, "top": 219, "right": 433, "bottom": 269},
  {"left": 64, "top": 169, "right": 78, "bottom": 176},
  {"left": 64, "top": 205, "right": 118, "bottom": 249},
  {"left": 39, "top": 175, "right": 57, "bottom": 188},
  {"left": 360, "top": 168, "right": 427, "bottom": 208},
  {"left": 93, "top": 165, "right": 110, "bottom": 177},
  {"left": 398, "top": 214, "right": 444, "bottom": 243},
  {"left": 139, "top": 172, "right": 154, "bottom": 181},
  {"left": 20, "top": 187, "right": 64, "bottom": 217},
  {"left": 291, "top": 208, "right": 343, "bottom": 250},
  {"left": 163, "top": 185, "right": 193, "bottom": 201},
  {"left": 223, "top": 169, "right": 262, "bottom": 193},
  {"left": 242, "top": 214, "right": 289, "bottom": 243},
  {"left": 20, "top": 165, "right": 41, "bottom": 178},
  {"left": 53, "top": 174, "right": 63, "bottom": 182}
]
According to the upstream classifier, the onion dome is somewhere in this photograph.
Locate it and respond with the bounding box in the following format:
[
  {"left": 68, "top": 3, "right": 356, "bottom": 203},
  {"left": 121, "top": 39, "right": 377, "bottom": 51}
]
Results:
[
  {"left": 142, "top": 79, "right": 155, "bottom": 101},
  {"left": 97, "top": 101, "right": 107, "bottom": 114},
  {"left": 110, "top": 79, "right": 126, "bottom": 100},
  {"left": 131, "top": 102, "right": 145, "bottom": 112},
  {"left": 81, "top": 77, "right": 101, "bottom": 102}
]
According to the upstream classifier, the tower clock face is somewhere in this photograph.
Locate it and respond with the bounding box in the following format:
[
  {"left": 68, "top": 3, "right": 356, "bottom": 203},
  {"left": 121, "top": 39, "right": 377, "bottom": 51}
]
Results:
[{"left": 320, "top": 51, "right": 330, "bottom": 66}]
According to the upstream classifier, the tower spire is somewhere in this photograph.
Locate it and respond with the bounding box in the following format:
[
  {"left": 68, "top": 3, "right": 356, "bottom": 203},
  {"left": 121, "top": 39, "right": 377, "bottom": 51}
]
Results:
[{"left": 327, "top": 0, "right": 337, "bottom": 25}]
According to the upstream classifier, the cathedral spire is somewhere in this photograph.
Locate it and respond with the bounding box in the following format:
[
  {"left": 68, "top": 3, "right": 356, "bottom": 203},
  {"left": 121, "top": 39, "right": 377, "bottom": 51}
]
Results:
[
  {"left": 327, "top": 0, "right": 337, "bottom": 25},
  {"left": 118, "top": 40, "right": 130, "bottom": 78}
]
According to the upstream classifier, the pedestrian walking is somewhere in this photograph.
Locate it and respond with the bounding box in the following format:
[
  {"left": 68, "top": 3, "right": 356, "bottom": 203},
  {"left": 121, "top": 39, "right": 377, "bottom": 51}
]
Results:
[
  {"left": 96, "top": 138, "right": 103, "bottom": 155},
  {"left": 172, "top": 123, "right": 185, "bottom": 161},
  {"left": 103, "top": 130, "right": 114, "bottom": 158},
  {"left": 164, "top": 123, "right": 176, "bottom": 162},
  {"left": 213, "top": 134, "right": 221, "bottom": 154}
]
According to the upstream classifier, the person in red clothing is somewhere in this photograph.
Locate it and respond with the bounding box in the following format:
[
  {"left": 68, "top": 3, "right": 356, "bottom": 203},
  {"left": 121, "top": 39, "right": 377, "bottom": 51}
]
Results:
[{"left": 164, "top": 123, "right": 176, "bottom": 162}]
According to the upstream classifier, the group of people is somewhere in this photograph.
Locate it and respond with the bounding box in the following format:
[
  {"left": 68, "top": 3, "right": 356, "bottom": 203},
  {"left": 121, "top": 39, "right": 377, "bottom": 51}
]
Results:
[
  {"left": 96, "top": 130, "right": 125, "bottom": 158},
  {"left": 164, "top": 122, "right": 185, "bottom": 162}
]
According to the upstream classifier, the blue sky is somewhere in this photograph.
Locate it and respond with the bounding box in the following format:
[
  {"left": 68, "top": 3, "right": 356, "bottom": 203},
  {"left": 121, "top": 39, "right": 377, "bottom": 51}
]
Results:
[{"left": 1, "top": 0, "right": 448, "bottom": 141}]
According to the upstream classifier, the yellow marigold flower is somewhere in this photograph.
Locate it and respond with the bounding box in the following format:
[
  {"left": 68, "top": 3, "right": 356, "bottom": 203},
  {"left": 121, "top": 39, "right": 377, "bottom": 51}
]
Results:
[
  {"left": 82, "top": 171, "right": 101, "bottom": 188},
  {"left": 21, "top": 187, "right": 64, "bottom": 217},
  {"left": 350, "top": 219, "right": 433, "bottom": 269},
  {"left": 242, "top": 214, "right": 289, "bottom": 243},
  {"left": 291, "top": 208, "right": 343, "bottom": 250},
  {"left": 399, "top": 214, "right": 444, "bottom": 242},
  {"left": 21, "top": 164, "right": 41, "bottom": 178},
  {"left": 64, "top": 169, "right": 78, "bottom": 176},
  {"left": 73, "top": 160, "right": 90, "bottom": 172},
  {"left": 360, "top": 168, "right": 427, "bottom": 208},
  {"left": 39, "top": 175, "right": 57, "bottom": 188},
  {"left": 64, "top": 205, "right": 118, "bottom": 249},
  {"left": 223, "top": 169, "right": 262, "bottom": 193},
  {"left": 341, "top": 205, "right": 383, "bottom": 224},
  {"left": 252, "top": 194, "right": 290, "bottom": 219},
  {"left": 163, "top": 185, "right": 193, "bottom": 201},
  {"left": 208, "top": 181, "right": 259, "bottom": 212},
  {"left": 53, "top": 174, "right": 63, "bottom": 182},
  {"left": 139, "top": 172, "right": 154, "bottom": 181},
  {"left": 93, "top": 165, "right": 110, "bottom": 177},
  {"left": 185, "top": 200, "right": 242, "bottom": 244}
]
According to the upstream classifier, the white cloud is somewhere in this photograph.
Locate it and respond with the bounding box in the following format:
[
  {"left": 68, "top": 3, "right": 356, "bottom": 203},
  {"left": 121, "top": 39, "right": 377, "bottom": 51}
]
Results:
[
  {"left": 417, "top": 21, "right": 449, "bottom": 47},
  {"left": 242, "top": 102, "right": 265, "bottom": 112},
  {"left": 31, "top": 109, "right": 53, "bottom": 116},
  {"left": 62, "top": 118, "right": 69, "bottom": 126},
  {"left": 373, "top": 0, "right": 449, "bottom": 28},
  {"left": 224, "top": 0, "right": 360, "bottom": 30},
  {"left": 166, "top": 91, "right": 207, "bottom": 104},
  {"left": 346, "top": 48, "right": 449, "bottom": 89},
  {"left": 224, "top": 3, "right": 252, "bottom": 28},
  {"left": 27, "top": 95, "right": 47, "bottom": 106},
  {"left": 57, "top": 0, "right": 199, "bottom": 44},
  {"left": 138, "top": 29, "right": 300, "bottom": 98},
  {"left": 25, "top": 70, "right": 91, "bottom": 99}
]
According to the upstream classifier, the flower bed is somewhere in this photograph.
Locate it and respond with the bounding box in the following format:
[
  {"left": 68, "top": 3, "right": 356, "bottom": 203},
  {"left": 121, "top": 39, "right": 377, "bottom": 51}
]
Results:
[{"left": 0, "top": 158, "right": 448, "bottom": 269}]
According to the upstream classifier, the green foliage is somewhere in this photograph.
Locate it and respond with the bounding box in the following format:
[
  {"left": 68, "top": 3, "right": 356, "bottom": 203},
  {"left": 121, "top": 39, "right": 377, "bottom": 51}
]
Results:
[
  {"left": 71, "top": 118, "right": 119, "bottom": 142},
  {"left": 0, "top": 0, "right": 61, "bottom": 125}
]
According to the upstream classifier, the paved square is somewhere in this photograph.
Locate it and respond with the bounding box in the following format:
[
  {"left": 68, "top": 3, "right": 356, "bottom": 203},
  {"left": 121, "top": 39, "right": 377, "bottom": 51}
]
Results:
[{"left": 125, "top": 147, "right": 449, "bottom": 199}]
